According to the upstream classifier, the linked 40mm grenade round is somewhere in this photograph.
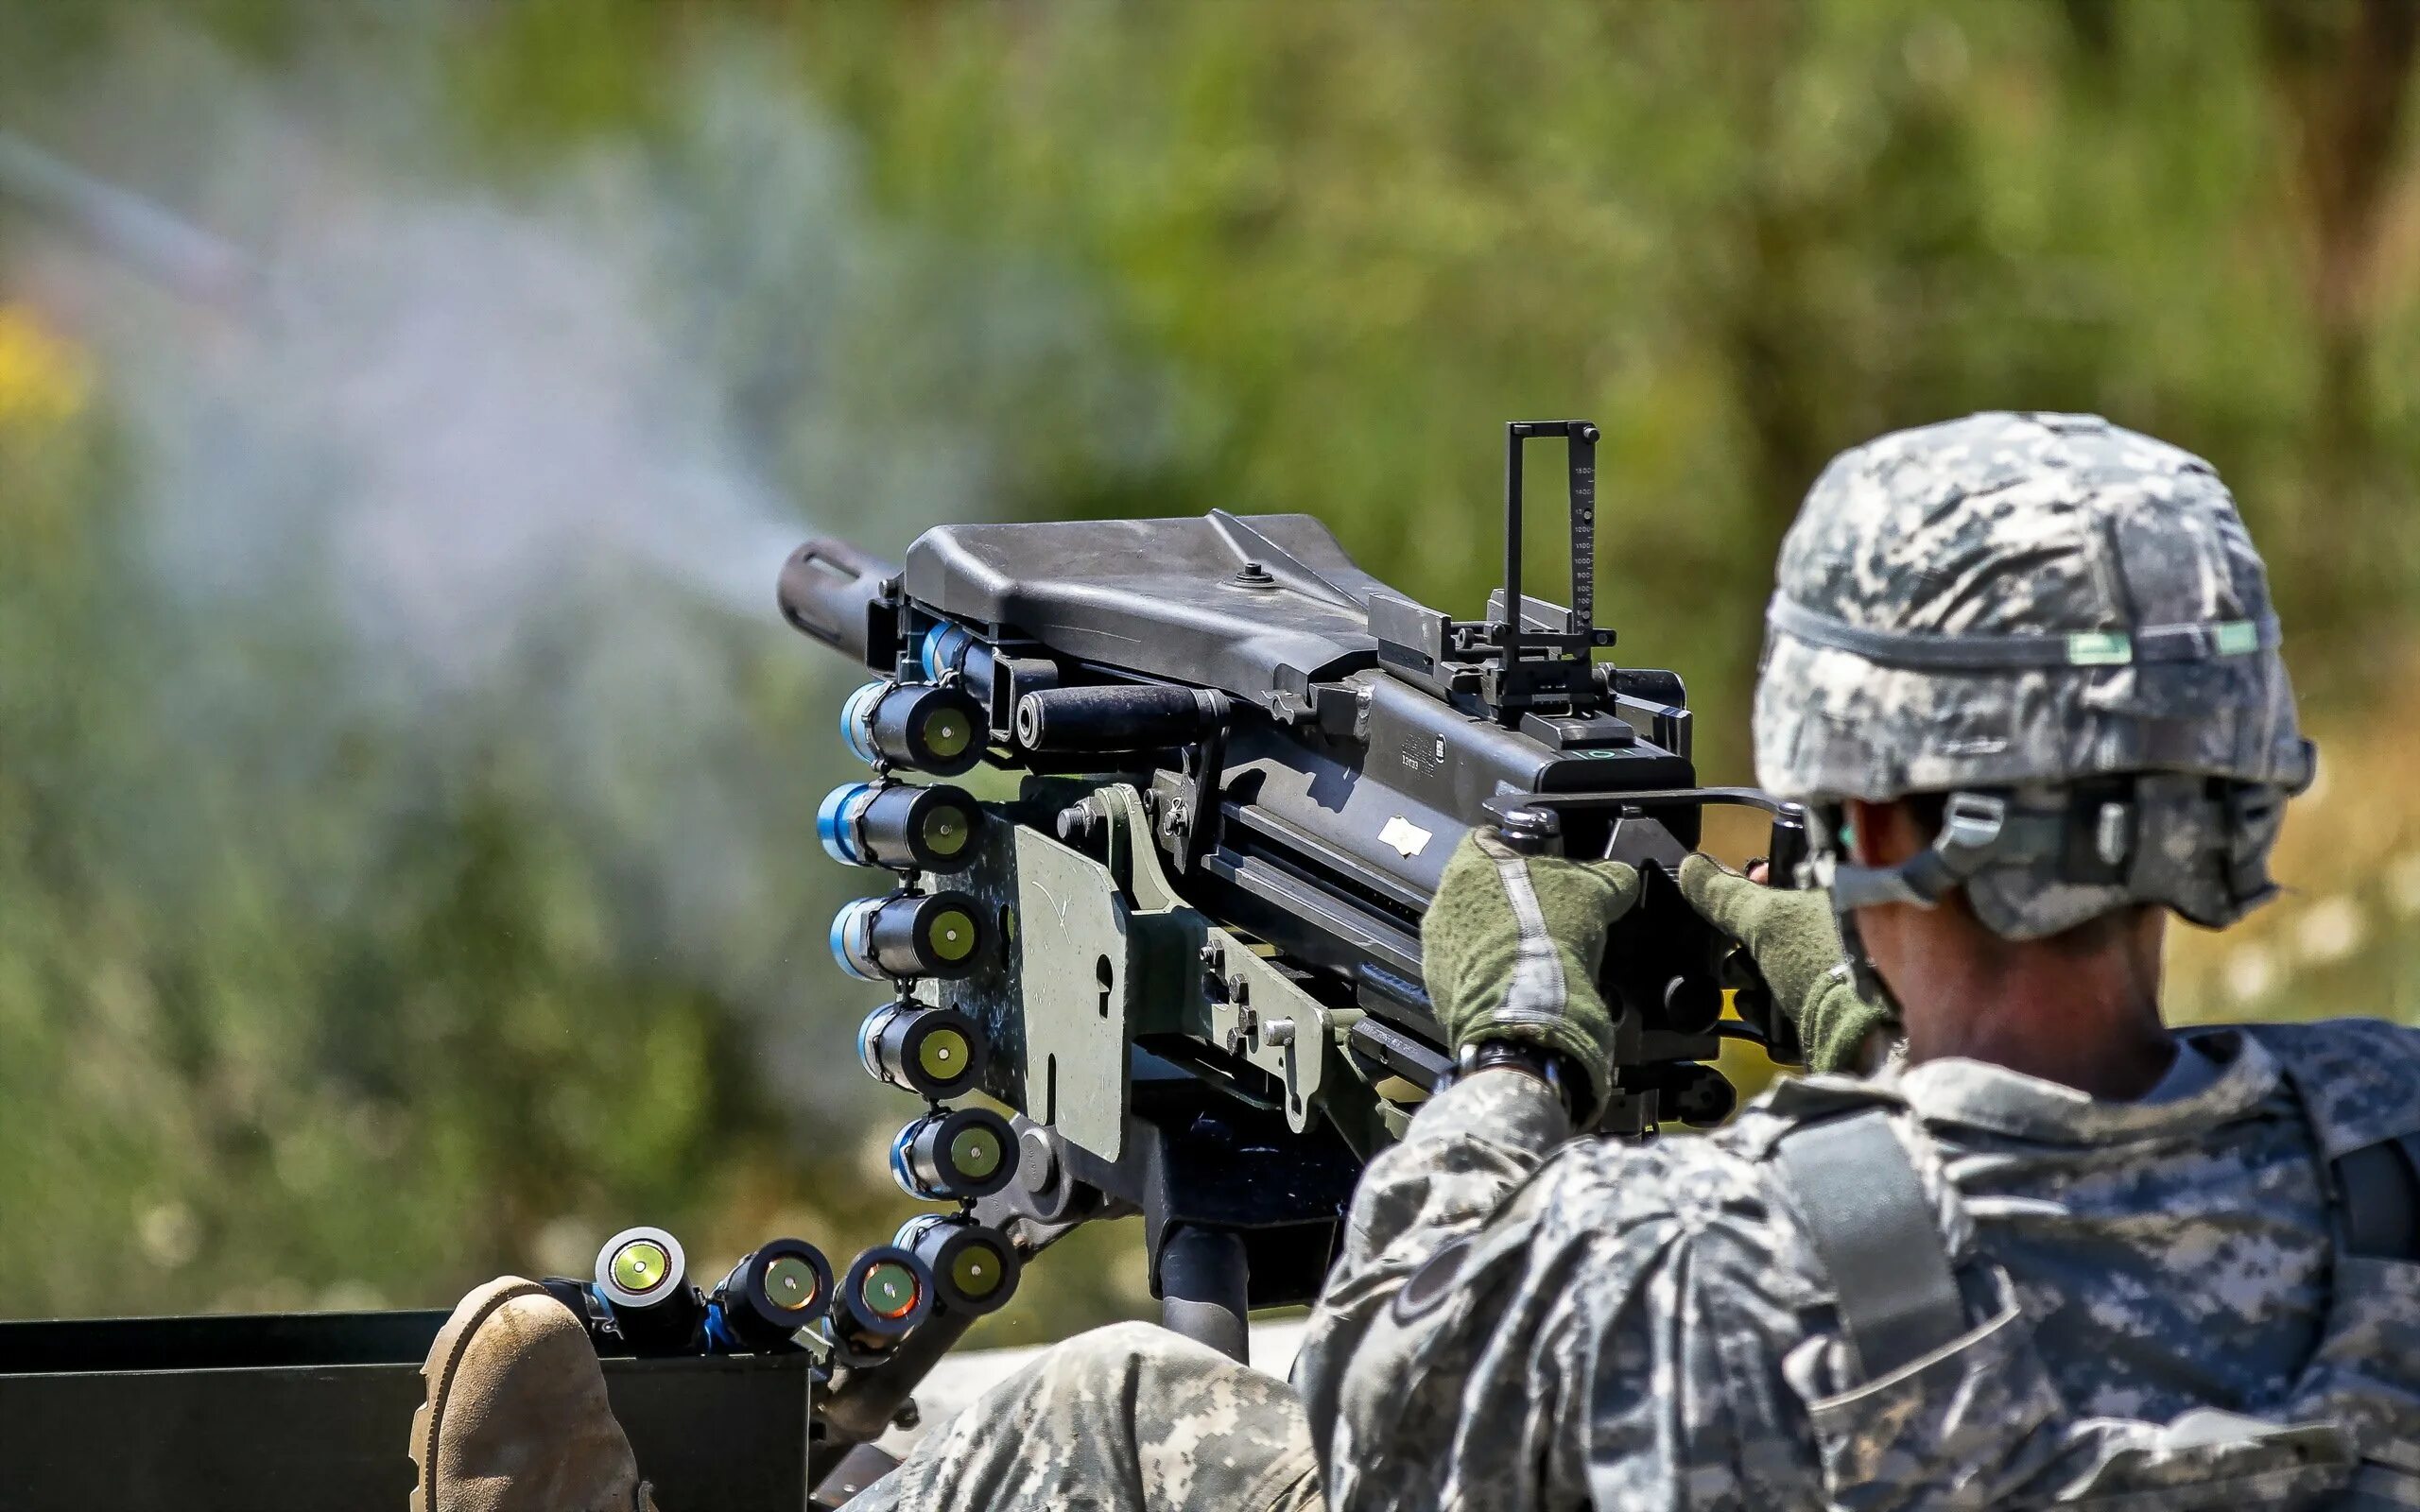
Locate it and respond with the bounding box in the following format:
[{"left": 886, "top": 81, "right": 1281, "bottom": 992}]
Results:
[
  {"left": 896, "top": 1213, "right": 1022, "bottom": 1315},
  {"left": 592, "top": 1225, "right": 707, "bottom": 1353},
  {"left": 705, "top": 1237, "right": 834, "bottom": 1352},
  {"left": 819, "top": 782, "right": 986, "bottom": 873},
  {"left": 833, "top": 1244, "right": 934, "bottom": 1349},
  {"left": 840, "top": 680, "right": 985, "bottom": 778},
  {"left": 918, "top": 623, "right": 994, "bottom": 693},
  {"left": 890, "top": 1106, "right": 1016, "bottom": 1201},
  {"left": 858, "top": 1002, "right": 988, "bottom": 1101},
  {"left": 830, "top": 891, "right": 987, "bottom": 981}
]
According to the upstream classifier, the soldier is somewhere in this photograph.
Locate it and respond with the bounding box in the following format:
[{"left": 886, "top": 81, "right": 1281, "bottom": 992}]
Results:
[{"left": 414, "top": 412, "right": 2420, "bottom": 1511}]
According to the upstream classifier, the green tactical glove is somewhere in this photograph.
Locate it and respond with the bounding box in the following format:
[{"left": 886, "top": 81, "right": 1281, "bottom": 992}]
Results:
[
  {"left": 1421, "top": 829, "right": 1642, "bottom": 1109},
  {"left": 1676, "top": 853, "right": 1897, "bottom": 1074}
]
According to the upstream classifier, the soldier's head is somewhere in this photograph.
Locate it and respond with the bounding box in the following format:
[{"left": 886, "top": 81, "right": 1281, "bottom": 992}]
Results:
[{"left": 1754, "top": 411, "right": 2314, "bottom": 1011}]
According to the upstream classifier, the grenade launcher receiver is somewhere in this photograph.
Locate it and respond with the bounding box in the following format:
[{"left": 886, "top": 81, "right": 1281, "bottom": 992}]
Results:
[{"left": 785, "top": 421, "right": 1807, "bottom": 1437}]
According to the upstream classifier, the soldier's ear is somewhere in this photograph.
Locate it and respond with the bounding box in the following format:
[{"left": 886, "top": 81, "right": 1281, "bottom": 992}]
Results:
[{"left": 1845, "top": 799, "right": 1927, "bottom": 868}]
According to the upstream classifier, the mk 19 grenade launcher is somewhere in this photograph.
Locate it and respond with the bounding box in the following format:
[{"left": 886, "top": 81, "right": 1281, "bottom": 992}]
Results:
[{"left": 782, "top": 420, "right": 1808, "bottom": 1379}]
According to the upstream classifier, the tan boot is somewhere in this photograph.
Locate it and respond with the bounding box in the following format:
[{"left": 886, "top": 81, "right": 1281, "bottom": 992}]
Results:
[{"left": 411, "top": 1276, "right": 659, "bottom": 1512}]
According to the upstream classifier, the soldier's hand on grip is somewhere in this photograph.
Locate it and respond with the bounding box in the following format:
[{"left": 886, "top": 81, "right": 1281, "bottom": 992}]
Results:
[
  {"left": 1421, "top": 829, "right": 1640, "bottom": 1109},
  {"left": 1677, "top": 853, "right": 1894, "bottom": 1074}
]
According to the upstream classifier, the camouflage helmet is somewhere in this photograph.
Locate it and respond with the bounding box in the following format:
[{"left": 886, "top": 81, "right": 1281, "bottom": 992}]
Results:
[{"left": 1754, "top": 411, "right": 2313, "bottom": 939}]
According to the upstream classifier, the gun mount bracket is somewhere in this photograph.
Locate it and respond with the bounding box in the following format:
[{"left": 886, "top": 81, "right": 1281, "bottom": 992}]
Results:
[{"left": 1097, "top": 784, "right": 1342, "bottom": 1132}]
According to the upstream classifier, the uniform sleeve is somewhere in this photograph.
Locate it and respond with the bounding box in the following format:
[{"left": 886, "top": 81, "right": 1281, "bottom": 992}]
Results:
[
  {"left": 1306, "top": 1068, "right": 1573, "bottom": 1327},
  {"left": 1296, "top": 1092, "right": 1829, "bottom": 1512}
]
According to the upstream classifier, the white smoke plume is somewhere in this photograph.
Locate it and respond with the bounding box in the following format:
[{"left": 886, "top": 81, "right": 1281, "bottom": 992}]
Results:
[{"left": 2, "top": 25, "right": 1177, "bottom": 1113}]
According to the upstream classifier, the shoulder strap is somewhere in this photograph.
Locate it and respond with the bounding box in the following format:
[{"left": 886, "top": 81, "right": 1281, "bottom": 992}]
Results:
[
  {"left": 2334, "top": 1133, "right": 2420, "bottom": 1261},
  {"left": 1774, "top": 1108, "right": 1969, "bottom": 1380},
  {"left": 2231, "top": 1022, "right": 2420, "bottom": 1263}
]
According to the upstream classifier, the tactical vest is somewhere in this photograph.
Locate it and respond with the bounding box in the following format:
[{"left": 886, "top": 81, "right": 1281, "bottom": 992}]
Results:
[{"left": 1758, "top": 1022, "right": 2420, "bottom": 1511}]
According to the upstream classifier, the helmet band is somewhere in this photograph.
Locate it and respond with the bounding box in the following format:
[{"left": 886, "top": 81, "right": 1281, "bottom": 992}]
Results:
[{"left": 1766, "top": 593, "right": 2280, "bottom": 671}]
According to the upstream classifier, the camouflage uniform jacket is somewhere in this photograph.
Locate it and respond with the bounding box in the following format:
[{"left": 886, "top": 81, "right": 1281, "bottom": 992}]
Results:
[{"left": 1293, "top": 1019, "right": 2420, "bottom": 1510}]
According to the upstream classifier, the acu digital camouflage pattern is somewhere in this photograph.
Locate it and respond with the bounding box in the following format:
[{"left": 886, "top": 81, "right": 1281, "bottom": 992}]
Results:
[
  {"left": 851, "top": 1320, "right": 1322, "bottom": 1512},
  {"left": 1289, "top": 1022, "right": 2420, "bottom": 1511},
  {"left": 1756, "top": 411, "right": 2312, "bottom": 937}
]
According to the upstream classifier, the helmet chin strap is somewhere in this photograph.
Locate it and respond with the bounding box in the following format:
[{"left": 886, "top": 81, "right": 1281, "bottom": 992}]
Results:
[
  {"left": 1821, "top": 791, "right": 2070, "bottom": 911},
  {"left": 1814, "top": 771, "right": 2308, "bottom": 951},
  {"left": 1830, "top": 902, "right": 1899, "bottom": 1022},
  {"left": 1806, "top": 800, "right": 1904, "bottom": 1015},
  {"left": 1810, "top": 790, "right": 2062, "bottom": 1018}
]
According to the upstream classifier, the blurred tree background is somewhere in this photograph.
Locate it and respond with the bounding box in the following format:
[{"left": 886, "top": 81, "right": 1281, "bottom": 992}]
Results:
[{"left": 0, "top": 0, "right": 2416, "bottom": 1337}]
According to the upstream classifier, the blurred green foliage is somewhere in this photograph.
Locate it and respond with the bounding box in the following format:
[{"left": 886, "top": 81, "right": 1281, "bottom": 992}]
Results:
[
  {"left": 0, "top": 403, "right": 816, "bottom": 1313},
  {"left": 0, "top": 0, "right": 2415, "bottom": 1335}
]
